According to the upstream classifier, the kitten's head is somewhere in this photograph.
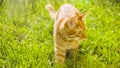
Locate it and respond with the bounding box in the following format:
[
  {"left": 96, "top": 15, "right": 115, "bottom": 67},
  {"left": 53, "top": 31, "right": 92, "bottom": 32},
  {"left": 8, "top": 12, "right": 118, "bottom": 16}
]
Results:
[{"left": 60, "top": 13, "right": 87, "bottom": 41}]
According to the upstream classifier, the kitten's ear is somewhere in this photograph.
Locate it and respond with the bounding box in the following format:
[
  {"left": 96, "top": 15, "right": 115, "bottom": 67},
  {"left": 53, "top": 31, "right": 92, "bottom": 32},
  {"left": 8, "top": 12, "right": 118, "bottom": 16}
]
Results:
[
  {"left": 66, "top": 20, "right": 76, "bottom": 30},
  {"left": 60, "top": 18, "right": 76, "bottom": 30},
  {"left": 79, "top": 13, "right": 87, "bottom": 20}
]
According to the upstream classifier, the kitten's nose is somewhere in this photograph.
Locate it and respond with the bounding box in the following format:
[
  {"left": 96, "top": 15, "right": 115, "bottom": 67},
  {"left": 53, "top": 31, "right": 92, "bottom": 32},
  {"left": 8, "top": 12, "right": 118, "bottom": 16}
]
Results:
[{"left": 81, "top": 34, "right": 86, "bottom": 39}]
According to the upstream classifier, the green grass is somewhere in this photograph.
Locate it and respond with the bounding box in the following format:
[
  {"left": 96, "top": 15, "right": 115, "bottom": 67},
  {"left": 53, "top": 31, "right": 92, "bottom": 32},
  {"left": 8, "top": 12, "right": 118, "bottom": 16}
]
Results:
[{"left": 0, "top": 0, "right": 120, "bottom": 68}]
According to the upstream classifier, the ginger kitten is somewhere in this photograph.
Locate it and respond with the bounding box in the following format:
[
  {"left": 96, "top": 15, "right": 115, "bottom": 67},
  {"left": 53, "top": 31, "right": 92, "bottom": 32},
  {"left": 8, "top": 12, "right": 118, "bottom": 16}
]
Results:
[{"left": 46, "top": 4, "right": 86, "bottom": 63}]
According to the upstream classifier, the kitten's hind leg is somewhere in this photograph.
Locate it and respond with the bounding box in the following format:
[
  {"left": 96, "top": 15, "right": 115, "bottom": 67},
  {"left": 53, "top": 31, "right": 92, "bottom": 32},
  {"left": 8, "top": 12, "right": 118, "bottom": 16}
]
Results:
[{"left": 66, "top": 49, "right": 77, "bottom": 59}]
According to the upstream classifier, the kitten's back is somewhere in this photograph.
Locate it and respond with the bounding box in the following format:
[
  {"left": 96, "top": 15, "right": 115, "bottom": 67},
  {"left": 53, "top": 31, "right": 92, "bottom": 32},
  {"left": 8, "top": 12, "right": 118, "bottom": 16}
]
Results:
[
  {"left": 46, "top": 4, "right": 80, "bottom": 20},
  {"left": 57, "top": 4, "right": 79, "bottom": 20}
]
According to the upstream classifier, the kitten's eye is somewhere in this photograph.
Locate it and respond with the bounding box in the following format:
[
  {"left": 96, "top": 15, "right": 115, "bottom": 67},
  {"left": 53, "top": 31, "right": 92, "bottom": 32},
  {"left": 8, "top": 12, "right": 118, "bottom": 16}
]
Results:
[
  {"left": 79, "top": 31, "right": 82, "bottom": 33},
  {"left": 78, "top": 31, "right": 82, "bottom": 34}
]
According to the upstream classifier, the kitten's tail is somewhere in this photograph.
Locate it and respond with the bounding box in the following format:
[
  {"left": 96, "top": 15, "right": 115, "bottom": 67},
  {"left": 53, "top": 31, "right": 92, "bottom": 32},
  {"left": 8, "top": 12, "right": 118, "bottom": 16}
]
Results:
[{"left": 46, "top": 4, "right": 56, "bottom": 20}]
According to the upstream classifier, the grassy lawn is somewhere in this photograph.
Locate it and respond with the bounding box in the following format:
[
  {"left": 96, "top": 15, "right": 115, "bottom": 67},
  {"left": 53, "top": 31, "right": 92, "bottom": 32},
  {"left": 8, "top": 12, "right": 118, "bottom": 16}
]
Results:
[{"left": 0, "top": 0, "right": 120, "bottom": 68}]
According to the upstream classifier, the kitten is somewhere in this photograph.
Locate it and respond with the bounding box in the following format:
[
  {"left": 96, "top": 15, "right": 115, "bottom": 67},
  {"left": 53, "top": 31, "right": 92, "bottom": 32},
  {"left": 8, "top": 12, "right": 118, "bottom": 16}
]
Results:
[{"left": 46, "top": 4, "right": 86, "bottom": 63}]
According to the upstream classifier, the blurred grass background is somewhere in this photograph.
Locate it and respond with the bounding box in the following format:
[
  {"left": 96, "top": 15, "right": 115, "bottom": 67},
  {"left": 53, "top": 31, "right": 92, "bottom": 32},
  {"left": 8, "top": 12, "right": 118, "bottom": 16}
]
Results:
[{"left": 0, "top": 0, "right": 120, "bottom": 68}]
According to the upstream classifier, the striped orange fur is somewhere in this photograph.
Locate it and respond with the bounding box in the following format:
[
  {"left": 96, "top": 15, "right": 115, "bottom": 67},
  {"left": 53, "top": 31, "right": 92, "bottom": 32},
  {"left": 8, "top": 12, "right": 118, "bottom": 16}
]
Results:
[{"left": 46, "top": 4, "right": 87, "bottom": 63}]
